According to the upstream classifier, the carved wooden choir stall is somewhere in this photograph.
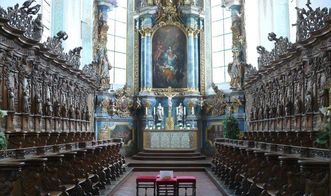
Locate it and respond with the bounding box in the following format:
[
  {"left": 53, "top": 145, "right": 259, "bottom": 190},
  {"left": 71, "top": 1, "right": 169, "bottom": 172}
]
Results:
[
  {"left": 0, "top": 2, "right": 125, "bottom": 195},
  {"left": 212, "top": 3, "right": 331, "bottom": 196}
]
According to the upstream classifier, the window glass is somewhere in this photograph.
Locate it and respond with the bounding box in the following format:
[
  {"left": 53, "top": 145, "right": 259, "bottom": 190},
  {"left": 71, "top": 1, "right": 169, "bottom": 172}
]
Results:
[
  {"left": 107, "top": 1, "right": 128, "bottom": 87},
  {"left": 211, "top": 4, "right": 232, "bottom": 84}
]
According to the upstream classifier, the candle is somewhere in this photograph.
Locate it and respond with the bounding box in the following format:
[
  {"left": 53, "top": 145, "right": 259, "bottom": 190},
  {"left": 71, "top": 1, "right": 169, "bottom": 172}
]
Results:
[
  {"left": 192, "top": 106, "right": 194, "bottom": 115},
  {"left": 145, "top": 107, "right": 148, "bottom": 115},
  {"left": 154, "top": 107, "right": 156, "bottom": 115},
  {"left": 184, "top": 107, "right": 186, "bottom": 115}
]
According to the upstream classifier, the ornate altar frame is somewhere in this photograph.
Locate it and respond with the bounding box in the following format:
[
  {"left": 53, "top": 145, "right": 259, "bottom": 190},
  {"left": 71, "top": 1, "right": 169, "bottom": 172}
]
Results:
[{"left": 133, "top": 4, "right": 205, "bottom": 94}]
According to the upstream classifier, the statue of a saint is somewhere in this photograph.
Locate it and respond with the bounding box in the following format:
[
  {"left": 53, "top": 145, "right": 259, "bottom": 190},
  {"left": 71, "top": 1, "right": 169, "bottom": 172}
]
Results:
[
  {"left": 54, "top": 101, "right": 61, "bottom": 117},
  {"left": 156, "top": 103, "right": 164, "bottom": 122},
  {"left": 23, "top": 90, "right": 30, "bottom": 113},
  {"left": 176, "top": 103, "right": 185, "bottom": 123},
  {"left": 8, "top": 87, "right": 14, "bottom": 111},
  {"left": 35, "top": 93, "right": 42, "bottom": 115},
  {"left": 305, "top": 91, "right": 312, "bottom": 112},
  {"left": 45, "top": 98, "right": 53, "bottom": 116},
  {"left": 96, "top": 48, "right": 112, "bottom": 90},
  {"left": 294, "top": 95, "right": 302, "bottom": 114}
]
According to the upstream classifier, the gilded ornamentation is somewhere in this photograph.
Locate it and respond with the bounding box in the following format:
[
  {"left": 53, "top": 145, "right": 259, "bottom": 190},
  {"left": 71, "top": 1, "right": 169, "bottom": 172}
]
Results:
[
  {"left": 113, "top": 84, "right": 142, "bottom": 117},
  {"left": 153, "top": 88, "right": 186, "bottom": 95},
  {"left": 139, "top": 27, "right": 153, "bottom": 37},
  {"left": 155, "top": 0, "right": 181, "bottom": 23},
  {"left": 100, "top": 97, "right": 113, "bottom": 115},
  {"left": 227, "top": 3, "right": 247, "bottom": 90},
  {"left": 186, "top": 27, "right": 200, "bottom": 36},
  {"left": 199, "top": 30, "right": 205, "bottom": 93},
  {"left": 203, "top": 83, "right": 242, "bottom": 116},
  {"left": 92, "top": 1, "right": 115, "bottom": 91},
  {"left": 203, "top": 83, "right": 227, "bottom": 116}
]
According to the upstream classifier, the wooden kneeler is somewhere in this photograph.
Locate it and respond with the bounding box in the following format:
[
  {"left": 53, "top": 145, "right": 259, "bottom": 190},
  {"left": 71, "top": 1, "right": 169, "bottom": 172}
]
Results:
[
  {"left": 136, "top": 176, "right": 157, "bottom": 196},
  {"left": 176, "top": 176, "right": 196, "bottom": 196}
]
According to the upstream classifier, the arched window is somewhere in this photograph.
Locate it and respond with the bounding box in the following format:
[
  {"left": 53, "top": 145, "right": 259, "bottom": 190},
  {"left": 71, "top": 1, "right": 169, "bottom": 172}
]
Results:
[
  {"left": 211, "top": 1, "right": 232, "bottom": 85},
  {"left": 107, "top": 1, "right": 127, "bottom": 90}
]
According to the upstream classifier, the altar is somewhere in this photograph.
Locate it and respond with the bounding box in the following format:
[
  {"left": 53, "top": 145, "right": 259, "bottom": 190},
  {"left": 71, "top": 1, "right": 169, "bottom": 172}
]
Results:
[{"left": 143, "top": 129, "right": 198, "bottom": 150}]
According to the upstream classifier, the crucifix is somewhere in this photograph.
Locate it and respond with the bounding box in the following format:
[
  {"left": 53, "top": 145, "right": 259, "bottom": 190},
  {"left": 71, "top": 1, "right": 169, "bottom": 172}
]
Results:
[
  {"left": 162, "top": 87, "right": 178, "bottom": 117},
  {"left": 161, "top": 87, "right": 178, "bottom": 129}
]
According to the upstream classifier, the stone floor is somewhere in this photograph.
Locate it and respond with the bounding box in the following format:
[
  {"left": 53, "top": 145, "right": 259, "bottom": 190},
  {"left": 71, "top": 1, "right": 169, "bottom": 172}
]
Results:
[{"left": 110, "top": 171, "right": 223, "bottom": 196}]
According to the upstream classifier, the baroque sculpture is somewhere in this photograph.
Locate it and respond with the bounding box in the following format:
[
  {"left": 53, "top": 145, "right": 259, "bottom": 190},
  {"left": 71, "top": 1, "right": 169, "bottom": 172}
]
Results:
[{"left": 93, "top": 0, "right": 117, "bottom": 91}]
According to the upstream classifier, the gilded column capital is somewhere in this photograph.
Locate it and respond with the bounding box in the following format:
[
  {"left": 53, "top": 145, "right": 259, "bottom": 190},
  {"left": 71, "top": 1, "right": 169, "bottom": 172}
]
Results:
[
  {"left": 186, "top": 27, "right": 200, "bottom": 36},
  {"left": 139, "top": 27, "right": 152, "bottom": 37}
]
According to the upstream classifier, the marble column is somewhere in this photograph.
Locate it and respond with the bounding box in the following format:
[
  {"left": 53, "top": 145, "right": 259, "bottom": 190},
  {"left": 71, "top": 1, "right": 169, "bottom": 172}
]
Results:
[
  {"left": 139, "top": 28, "right": 152, "bottom": 90},
  {"left": 187, "top": 29, "right": 196, "bottom": 90},
  {"left": 194, "top": 33, "right": 199, "bottom": 89},
  {"left": 140, "top": 35, "right": 146, "bottom": 89},
  {"left": 145, "top": 32, "right": 152, "bottom": 89}
]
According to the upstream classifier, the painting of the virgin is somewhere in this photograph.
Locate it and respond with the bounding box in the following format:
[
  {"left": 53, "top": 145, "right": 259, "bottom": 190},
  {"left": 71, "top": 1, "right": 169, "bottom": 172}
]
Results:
[{"left": 152, "top": 25, "right": 187, "bottom": 88}]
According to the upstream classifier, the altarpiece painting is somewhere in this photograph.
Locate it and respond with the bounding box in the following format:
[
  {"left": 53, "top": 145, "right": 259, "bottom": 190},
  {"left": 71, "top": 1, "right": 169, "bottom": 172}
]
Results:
[{"left": 152, "top": 25, "right": 187, "bottom": 88}]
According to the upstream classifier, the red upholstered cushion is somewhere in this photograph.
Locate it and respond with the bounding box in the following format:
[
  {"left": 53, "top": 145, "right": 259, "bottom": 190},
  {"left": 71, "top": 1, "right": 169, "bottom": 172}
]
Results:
[
  {"left": 176, "top": 176, "right": 196, "bottom": 182},
  {"left": 136, "top": 176, "right": 157, "bottom": 182}
]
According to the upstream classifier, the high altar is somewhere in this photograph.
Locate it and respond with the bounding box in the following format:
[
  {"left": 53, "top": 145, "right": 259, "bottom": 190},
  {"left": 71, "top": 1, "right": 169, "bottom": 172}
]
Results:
[
  {"left": 94, "top": 0, "right": 246, "bottom": 154},
  {"left": 135, "top": 0, "right": 203, "bottom": 150}
]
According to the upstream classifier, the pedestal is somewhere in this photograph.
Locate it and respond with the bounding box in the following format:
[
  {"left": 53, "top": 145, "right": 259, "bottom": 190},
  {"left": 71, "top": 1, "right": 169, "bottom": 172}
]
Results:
[
  {"left": 69, "top": 119, "right": 76, "bottom": 132},
  {"left": 33, "top": 115, "right": 41, "bottom": 131},
  {"left": 276, "top": 118, "right": 282, "bottom": 131},
  {"left": 5, "top": 111, "right": 14, "bottom": 132},
  {"left": 304, "top": 114, "right": 313, "bottom": 131},
  {"left": 165, "top": 116, "right": 174, "bottom": 130},
  {"left": 63, "top": 118, "right": 69, "bottom": 132},
  {"left": 82, "top": 121, "right": 87, "bottom": 132},
  {"left": 186, "top": 114, "right": 197, "bottom": 129},
  {"left": 257, "top": 121, "right": 262, "bottom": 131},
  {"left": 44, "top": 116, "right": 53, "bottom": 132},
  {"left": 21, "top": 113, "right": 30, "bottom": 132},
  {"left": 53, "top": 117, "right": 61, "bottom": 132},
  {"left": 285, "top": 116, "right": 292, "bottom": 131},
  {"left": 294, "top": 115, "right": 302, "bottom": 131},
  {"left": 263, "top": 120, "right": 268, "bottom": 131}
]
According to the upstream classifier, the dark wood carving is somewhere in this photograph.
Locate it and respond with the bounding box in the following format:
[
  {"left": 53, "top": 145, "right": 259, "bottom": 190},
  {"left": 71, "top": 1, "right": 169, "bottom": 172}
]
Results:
[
  {"left": 245, "top": 4, "right": 331, "bottom": 136},
  {"left": 0, "top": 1, "right": 98, "bottom": 149},
  {"left": 212, "top": 3, "right": 330, "bottom": 196}
]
